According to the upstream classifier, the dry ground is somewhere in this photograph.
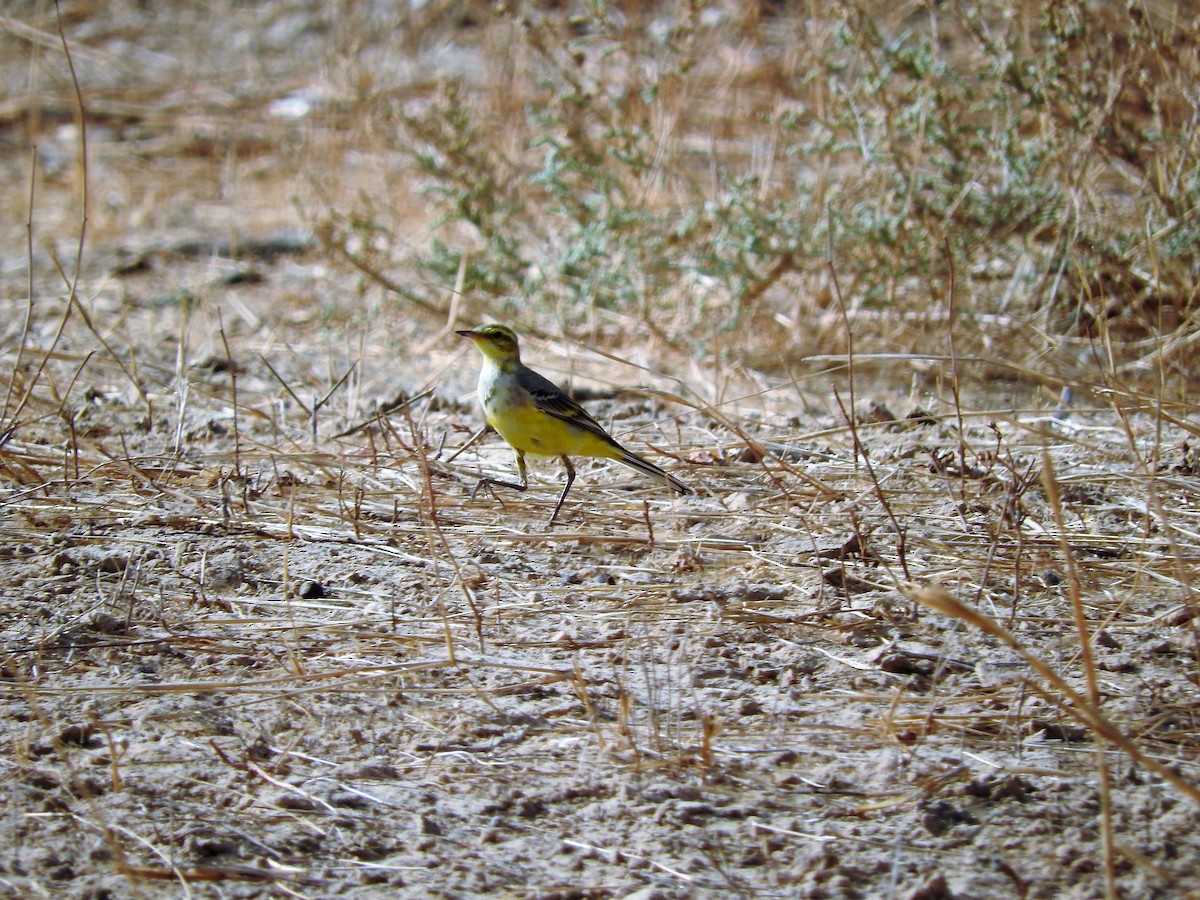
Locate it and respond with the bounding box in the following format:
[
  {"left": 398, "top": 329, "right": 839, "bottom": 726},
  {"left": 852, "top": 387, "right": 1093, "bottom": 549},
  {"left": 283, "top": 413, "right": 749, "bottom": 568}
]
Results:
[{"left": 2, "top": 3, "right": 1200, "bottom": 898}]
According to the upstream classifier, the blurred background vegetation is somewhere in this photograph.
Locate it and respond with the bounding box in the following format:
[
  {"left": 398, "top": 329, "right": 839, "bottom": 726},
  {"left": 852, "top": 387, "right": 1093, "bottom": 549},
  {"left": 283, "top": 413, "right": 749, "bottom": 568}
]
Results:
[
  {"left": 1, "top": 0, "right": 1196, "bottom": 427},
  {"left": 310, "top": 0, "right": 1199, "bottom": 395}
]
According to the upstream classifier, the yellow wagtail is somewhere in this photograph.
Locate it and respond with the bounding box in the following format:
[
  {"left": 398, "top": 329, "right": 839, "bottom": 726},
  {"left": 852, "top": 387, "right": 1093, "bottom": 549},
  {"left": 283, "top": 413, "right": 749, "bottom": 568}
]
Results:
[{"left": 457, "top": 324, "right": 691, "bottom": 526}]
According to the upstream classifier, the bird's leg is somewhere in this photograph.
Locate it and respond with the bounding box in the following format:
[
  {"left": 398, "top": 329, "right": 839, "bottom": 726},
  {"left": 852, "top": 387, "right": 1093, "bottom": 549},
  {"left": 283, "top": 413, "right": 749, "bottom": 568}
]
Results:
[
  {"left": 547, "top": 455, "right": 576, "bottom": 527},
  {"left": 471, "top": 450, "right": 528, "bottom": 500}
]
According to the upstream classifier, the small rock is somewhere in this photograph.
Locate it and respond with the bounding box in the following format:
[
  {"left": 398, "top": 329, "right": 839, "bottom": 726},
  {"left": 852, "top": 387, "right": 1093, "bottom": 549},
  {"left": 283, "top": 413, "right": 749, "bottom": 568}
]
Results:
[
  {"left": 300, "top": 581, "right": 327, "bottom": 599},
  {"left": 419, "top": 813, "right": 442, "bottom": 836}
]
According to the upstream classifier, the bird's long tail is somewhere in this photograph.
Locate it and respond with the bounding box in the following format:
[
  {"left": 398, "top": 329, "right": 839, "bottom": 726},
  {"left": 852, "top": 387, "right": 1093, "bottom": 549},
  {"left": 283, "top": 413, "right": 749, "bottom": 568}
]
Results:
[{"left": 615, "top": 448, "right": 691, "bottom": 495}]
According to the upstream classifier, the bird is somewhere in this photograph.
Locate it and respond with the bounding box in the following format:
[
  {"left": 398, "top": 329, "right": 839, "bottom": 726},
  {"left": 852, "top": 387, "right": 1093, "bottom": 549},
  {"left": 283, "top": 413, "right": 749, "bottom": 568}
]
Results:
[{"left": 456, "top": 324, "right": 691, "bottom": 526}]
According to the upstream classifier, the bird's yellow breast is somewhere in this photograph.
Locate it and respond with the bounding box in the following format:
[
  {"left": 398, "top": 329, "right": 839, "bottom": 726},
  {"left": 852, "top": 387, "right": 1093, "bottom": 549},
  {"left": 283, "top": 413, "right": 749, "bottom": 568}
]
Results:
[{"left": 479, "top": 364, "right": 619, "bottom": 460}]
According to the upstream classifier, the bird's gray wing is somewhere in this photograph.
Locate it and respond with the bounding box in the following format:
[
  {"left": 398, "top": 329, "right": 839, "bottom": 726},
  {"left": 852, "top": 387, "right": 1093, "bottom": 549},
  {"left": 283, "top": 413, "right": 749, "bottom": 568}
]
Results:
[{"left": 516, "top": 366, "right": 621, "bottom": 448}]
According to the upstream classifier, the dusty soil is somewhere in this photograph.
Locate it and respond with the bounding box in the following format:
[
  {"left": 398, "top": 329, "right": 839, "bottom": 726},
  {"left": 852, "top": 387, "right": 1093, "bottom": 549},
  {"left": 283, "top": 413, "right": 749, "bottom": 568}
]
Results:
[{"left": 2, "top": 3, "right": 1199, "bottom": 898}]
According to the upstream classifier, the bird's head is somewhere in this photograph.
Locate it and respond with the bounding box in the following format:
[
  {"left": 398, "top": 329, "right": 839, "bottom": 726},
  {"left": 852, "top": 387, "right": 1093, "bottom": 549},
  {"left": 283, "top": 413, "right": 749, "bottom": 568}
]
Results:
[{"left": 456, "top": 324, "right": 522, "bottom": 364}]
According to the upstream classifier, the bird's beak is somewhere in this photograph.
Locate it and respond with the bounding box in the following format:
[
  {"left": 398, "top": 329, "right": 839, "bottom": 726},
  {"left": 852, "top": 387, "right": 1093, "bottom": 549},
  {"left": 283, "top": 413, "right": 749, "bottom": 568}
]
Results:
[{"left": 456, "top": 329, "right": 479, "bottom": 340}]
